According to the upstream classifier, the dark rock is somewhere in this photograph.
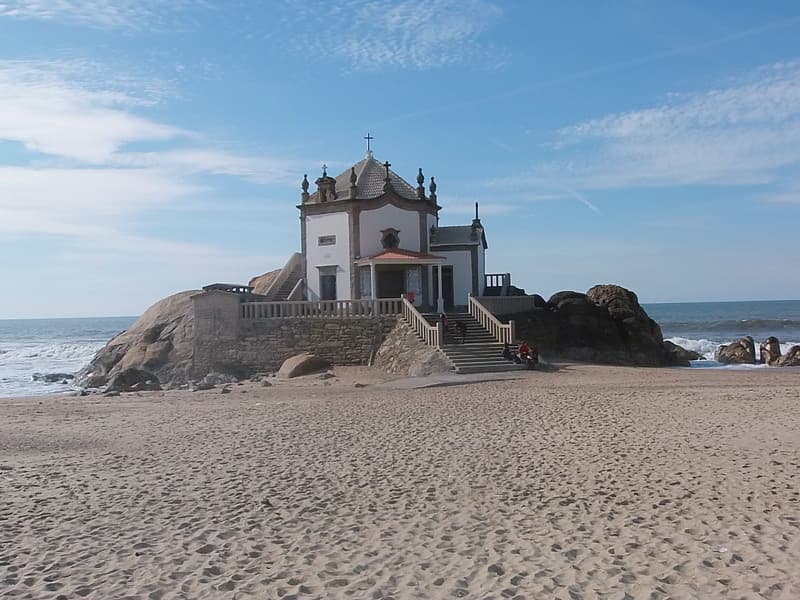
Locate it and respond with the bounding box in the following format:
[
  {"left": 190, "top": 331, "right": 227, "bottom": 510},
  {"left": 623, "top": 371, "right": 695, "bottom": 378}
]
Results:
[
  {"left": 760, "top": 337, "right": 782, "bottom": 365},
  {"left": 664, "top": 341, "right": 704, "bottom": 367},
  {"left": 776, "top": 345, "right": 800, "bottom": 367},
  {"left": 261, "top": 379, "right": 273, "bottom": 387},
  {"left": 106, "top": 368, "right": 161, "bottom": 393},
  {"left": 514, "top": 285, "right": 666, "bottom": 367},
  {"left": 220, "top": 387, "right": 231, "bottom": 394},
  {"left": 715, "top": 337, "right": 756, "bottom": 365},
  {"left": 193, "top": 381, "right": 215, "bottom": 391},
  {"left": 354, "top": 382, "right": 366, "bottom": 388},
  {"left": 278, "top": 353, "right": 331, "bottom": 378},
  {"left": 318, "top": 372, "right": 335, "bottom": 380},
  {"left": 103, "top": 390, "right": 121, "bottom": 397},
  {"left": 32, "top": 372, "right": 75, "bottom": 383}
]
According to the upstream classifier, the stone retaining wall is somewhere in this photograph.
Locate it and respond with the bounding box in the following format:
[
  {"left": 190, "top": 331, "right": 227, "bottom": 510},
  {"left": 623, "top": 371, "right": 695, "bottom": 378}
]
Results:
[{"left": 192, "top": 290, "right": 398, "bottom": 376}]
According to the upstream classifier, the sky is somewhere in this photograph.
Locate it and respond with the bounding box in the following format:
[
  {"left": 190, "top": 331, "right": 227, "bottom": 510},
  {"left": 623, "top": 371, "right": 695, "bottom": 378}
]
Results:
[{"left": 1, "top": 0, "right": 799, "bottom": 318}]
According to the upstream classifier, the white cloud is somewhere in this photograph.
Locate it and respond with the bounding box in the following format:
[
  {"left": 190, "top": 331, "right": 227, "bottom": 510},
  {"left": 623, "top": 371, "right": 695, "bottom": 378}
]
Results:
[
  {"left": 0, "top": 60, "right": 184, "bottom": 162},
  {"left": 282, "top": 0, "right": 505, "bottom": 71},
  {"left": 108, "top": 148, "right": 302, "bottom": 185},
  {"left": 505, "top": 61, "right": 800, "bottom": 191},
  {"left": 0, "top": 0, "right": 205, "bottom": 30}
]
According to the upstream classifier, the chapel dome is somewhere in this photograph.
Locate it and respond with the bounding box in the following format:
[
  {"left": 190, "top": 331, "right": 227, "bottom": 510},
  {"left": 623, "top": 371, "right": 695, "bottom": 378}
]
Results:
[{"left": 307, "top": 155, "right": 421, "bottom": 202}]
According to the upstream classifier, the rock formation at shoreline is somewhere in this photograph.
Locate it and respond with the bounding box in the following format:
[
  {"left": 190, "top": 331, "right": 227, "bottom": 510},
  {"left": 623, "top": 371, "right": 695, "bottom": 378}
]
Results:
[
  {"left": 715, "top": 336, "right": 757, "bottom": 365},
  {"left": 663, "top": 340, "right": 704, "bottom": 367},
  {"left": 76, "top": 290, "right": 197, "bottom": 389},
  {"left": 776, "top": 344, "right": 800, "bottom": 367},
  {"left": 511, "top": 285, "right": 668, "bottom": 367}
]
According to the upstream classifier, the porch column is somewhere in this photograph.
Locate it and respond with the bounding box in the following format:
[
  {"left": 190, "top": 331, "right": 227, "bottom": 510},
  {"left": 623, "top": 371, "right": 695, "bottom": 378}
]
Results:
[
  {"left": 437, "top": 264, "right": 444, "bottom": 313},
  {"left": 370, "top": 263, "right": 377, "bottom": 300}
]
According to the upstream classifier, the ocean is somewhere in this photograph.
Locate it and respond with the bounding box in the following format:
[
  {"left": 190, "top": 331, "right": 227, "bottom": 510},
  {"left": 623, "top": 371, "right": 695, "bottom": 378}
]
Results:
[
  {"left": 0, "top": 316, "right": 135, "bottom": 398},
  {"left": 1, "top": 300, "right": 799, "bottom": 398}
]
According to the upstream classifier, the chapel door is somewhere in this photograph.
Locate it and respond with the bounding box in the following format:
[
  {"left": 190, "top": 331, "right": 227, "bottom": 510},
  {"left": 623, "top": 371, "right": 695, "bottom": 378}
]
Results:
[
  {"left": 377, "top": 269, "right": 404, "bottom": 298},
  {"left": 320, "top": 272, "right": 337, "bottom": 300},
  {"left": 433, "top": 266, "right": 455, "bottom": 310}
]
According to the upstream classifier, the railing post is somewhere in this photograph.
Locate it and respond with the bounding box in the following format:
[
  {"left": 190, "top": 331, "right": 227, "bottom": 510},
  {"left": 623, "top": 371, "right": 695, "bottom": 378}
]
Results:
[{"left": 509, "top": 320, "right": 516, "bottom": 344}]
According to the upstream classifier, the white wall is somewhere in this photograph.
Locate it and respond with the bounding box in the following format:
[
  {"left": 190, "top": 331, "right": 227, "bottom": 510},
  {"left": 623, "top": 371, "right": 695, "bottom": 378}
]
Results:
[
  {"left": 305, "top": 212, "right": 351, "bottom": 300},
  {"left": 477, "top": 246, "right": 485, "bottom": 295},
  {"left": 436, "top": 249, "right": 473, "bottom": 306},
  {"left": 359, "top": 204, "right": 421, "bottom": 257}
]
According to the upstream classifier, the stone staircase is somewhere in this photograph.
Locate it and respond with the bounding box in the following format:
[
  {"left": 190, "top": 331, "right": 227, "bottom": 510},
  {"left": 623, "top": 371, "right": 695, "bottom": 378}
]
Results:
[
  {"left": 271, "top": 269, "right": 302, "bottom": 301},
  {"left": 422, "top": 312, "right": 527, "bottom": 374}
]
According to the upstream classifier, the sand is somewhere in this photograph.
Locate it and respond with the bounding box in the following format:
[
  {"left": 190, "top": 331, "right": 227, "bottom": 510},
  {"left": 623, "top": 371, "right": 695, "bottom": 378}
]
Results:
[{"left": 1, "top": 364, "right": 799, "bottom": 599}]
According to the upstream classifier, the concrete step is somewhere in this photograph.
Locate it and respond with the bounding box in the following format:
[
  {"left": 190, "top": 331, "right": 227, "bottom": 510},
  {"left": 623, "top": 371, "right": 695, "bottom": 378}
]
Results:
[{"left": 455, "top": 363, "right": 527, "bottom": 374}]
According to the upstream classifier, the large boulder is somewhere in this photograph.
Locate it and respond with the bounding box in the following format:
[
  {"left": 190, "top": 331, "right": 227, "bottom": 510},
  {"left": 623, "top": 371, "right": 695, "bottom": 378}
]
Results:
[
  {"left": 664, "top": 340, "right": 703, "bottom": 367},
  {"left": 715, "top": 336, "right": 756, "bottom": 365},
  {"left": 512, "top": 285, "right": 667, "bottom": 366},
  {"left": 278, "top": 353, "right": 331, "bottom": 378},
  {"left": 76, "top": 290, "right": 198, "bottom": 389},
  {"left": 760, "top": 337, "right": 782, "bottom": 365},
  {"left": 249, "top": 269, "right": 281, "bottom": 295},
  {"left": 776, "top": 345, "right": 800, "bottom": 367}
]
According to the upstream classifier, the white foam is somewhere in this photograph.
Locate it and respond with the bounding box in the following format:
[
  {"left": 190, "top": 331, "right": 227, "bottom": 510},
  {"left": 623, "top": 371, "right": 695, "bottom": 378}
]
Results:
[{"left": 666, "top": 336, "right": 800, "bottom": 366}]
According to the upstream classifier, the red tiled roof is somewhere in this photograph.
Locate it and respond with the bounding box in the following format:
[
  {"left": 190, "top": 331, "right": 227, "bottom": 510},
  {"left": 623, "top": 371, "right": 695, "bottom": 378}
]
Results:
[{"left": 359, "top": 248, "right": 445, "bottom": 261}]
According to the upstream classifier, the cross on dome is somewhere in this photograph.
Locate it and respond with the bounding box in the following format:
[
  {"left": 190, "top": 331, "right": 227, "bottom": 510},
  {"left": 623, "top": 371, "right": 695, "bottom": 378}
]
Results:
[{"left": 364, "top": 132, "right": 374, "bottom": 157}]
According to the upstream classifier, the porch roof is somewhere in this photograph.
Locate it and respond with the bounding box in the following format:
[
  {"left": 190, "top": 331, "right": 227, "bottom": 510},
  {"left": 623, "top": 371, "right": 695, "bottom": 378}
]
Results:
[{"left": 355, "top": 248, "right": 446, "bottom": 266}]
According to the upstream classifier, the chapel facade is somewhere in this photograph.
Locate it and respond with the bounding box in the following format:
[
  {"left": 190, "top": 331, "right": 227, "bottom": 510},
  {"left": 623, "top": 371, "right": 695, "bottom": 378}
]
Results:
[{"left": 298, "top": 149, "right": 487, "bottom": 311}]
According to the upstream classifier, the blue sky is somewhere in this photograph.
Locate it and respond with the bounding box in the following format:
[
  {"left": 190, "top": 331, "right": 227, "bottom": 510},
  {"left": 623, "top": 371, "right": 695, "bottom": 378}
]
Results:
[{"left": 1, "top": 1, "right": 799, "bottom": 318}]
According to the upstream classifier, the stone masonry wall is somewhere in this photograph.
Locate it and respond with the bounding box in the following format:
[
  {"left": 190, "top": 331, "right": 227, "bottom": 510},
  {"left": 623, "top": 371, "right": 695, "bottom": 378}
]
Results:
[{"left": 192, "top": 312, "right": 397, "bottom": 378}]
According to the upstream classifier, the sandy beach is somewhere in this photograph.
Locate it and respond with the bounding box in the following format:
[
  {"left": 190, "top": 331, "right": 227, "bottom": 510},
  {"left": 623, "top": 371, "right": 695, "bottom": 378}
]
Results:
[{"left": 1, "top": 365, "right": 799, "bottom": 599}]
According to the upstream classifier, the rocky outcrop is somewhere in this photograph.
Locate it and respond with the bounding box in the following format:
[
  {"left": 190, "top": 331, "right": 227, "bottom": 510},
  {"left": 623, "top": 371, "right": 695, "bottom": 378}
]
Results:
[
  {"left": 76, "top": 290, "right": 198, "bottom": 390},
  {"left": 248, "top": 269, "right": 281, "bottom": 295},
  {"left": 663, "top": 341, "right": 703, "bottom": 367},
  {"left": 776, "top": 345, "right": 800, "bottom": 367},
  {"left": 277, "top": 353, "right": 331, "bottom": 378},
  {"left": 760, "top": 337, "right": 782, "bottom": 365},
  {"left": 715, "top": 337, "right": 756, "bottom": 365},
  {"left": 373, "top": 319, "right": 453, "bottom": 376},
  {"left": 507, "top": 285, "right": 667, "bottom": 366}
]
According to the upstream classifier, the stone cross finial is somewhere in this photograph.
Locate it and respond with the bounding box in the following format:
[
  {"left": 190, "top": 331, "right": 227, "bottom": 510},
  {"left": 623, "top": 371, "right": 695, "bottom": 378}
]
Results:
[
  {"left": 364, "top": 132, "right": 374, "bottom": 154},
  {"left": 322, "top": 163, "right": 328, "bottom": 177},
  {"left": 383, "top": 161, "right": 391, "bottom": 182}
]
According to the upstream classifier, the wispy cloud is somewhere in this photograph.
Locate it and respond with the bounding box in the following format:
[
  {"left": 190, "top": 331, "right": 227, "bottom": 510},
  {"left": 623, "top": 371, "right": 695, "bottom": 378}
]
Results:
[
  {"left": 0, "top": 58, "right": 304, "bottom": 263},
  {"left": 0, "top": 0, "right": 206, "bottom": 30},
  {"left": 497, "top": 61, "right": 800, "bottom": 192},
  {"left": 282, "top": 0, "right": 506, "bottom": 71}
]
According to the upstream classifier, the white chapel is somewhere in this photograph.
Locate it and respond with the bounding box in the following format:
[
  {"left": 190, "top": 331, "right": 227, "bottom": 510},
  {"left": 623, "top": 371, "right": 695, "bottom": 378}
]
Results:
[{"left": 298, "top": 147, "right": 488, "bottom": 312}]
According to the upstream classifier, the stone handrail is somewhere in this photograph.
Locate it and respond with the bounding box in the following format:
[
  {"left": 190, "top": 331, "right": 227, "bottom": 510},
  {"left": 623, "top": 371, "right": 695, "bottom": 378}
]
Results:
[
  {"left": 468, "top": 294, "right": 516, "bottom": 344},
  {"left": 286, "top": 278, "right": 305, "bottom": 301},
  {"left": 262, "top": 252, "right": 303, "bottom": 300},
  {"left": 401, "top": 297, "right": 440, "bottom": 347},
  {"left": 477, "top": 295, "right": 538, "bottom": 316},
  {"left": 241, "top": 298, "right": 402, "bottom": 319},
  {"left": 484, "top": 272, "right": 511, "bottom": 291}
]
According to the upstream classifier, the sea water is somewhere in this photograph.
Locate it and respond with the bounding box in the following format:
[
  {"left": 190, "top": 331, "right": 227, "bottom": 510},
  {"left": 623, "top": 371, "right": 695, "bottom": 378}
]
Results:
[
  {"left": 1, "top": 300, "right": 799, "bottom": 397},
  {"left": 644, "top": 300, "right": 800, "bottom": 368},
  {"left": 0, "top": 316, "right": 135, "bottom": 398}
]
